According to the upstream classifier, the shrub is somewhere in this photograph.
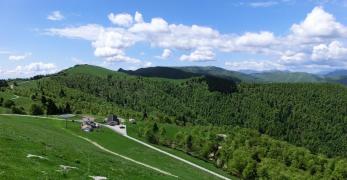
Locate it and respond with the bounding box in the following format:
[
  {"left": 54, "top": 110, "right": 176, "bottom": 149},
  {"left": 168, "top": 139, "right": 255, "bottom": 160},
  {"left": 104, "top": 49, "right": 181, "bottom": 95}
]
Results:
[
  {"left": 11, "top": 106, "right": 26, "bottom": 114},
  {"left": 4, "top": 99, "right": 15, "bottom": 108},
  {"left": 30, "top": 104, "right": 44, "bottom": 115}
]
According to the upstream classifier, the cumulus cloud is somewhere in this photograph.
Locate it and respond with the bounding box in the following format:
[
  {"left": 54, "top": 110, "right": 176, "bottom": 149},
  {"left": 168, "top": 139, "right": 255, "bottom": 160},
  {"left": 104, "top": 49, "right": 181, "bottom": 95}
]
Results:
[
  {"left": 47, "top": 11, "right": 64, "bottom": 21},
  {"left": 157, "top": 49, "right": 172, "bottom": 59},
  {"left": 47, "top": 24, "right": 104, "bottom": 41},
  {"left": 46, "top": 7, "right": 347, "bottom": 71},
  {"left": 280, "top": 51, "right": 308, "bottom": 65},
  {"left": 290, "top": 6, "right": 347, "bottom": 39},
  {"left": 129, "top": 17, "right": 169, "bottom": 33},
  {"left": 180, "top": 47, "right": 215, "bottom": 62},
  {"left": 135, "top": 11, "right": 144, "bottom": 23},
  {"left": 0, "top": 62, "right": 58, "bottom": 78},
  {"left": 8, "top": 53, "right": 32, "bottom": 61},
  {"left": 108, "top": 13, "right": 133, "bottom": 27},
  {"left": 311, "top": 41, "right": 347, "bottom": 60},
  {"left": 236, "top": 31, "right": 277, "bottom": 47},
  {"left": 225, "top": 60, "right": 284, "bottom": 71}
]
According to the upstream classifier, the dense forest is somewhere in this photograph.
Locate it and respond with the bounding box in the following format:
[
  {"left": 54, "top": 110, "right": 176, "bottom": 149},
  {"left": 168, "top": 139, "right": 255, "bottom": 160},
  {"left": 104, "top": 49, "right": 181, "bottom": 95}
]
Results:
[{"left": 132, "top": 121, "right": 347, "bottom": 179}]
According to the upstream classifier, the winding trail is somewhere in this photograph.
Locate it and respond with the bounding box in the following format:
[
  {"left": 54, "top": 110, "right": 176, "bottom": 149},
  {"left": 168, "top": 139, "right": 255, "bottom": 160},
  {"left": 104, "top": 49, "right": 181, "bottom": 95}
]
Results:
[{"left": 0, "top": 114, "right": 231, "bottom": 180}]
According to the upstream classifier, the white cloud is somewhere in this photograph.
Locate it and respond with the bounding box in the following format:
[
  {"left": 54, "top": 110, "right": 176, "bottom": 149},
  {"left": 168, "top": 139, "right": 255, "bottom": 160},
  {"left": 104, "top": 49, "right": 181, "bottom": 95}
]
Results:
[
  {"left": 280, "top": 51, "right": 308, "bottom": 65},
  {"left": 180, "top": 47, "right": 215, "bottom": 62},
  {"left": 225, "top": 60, "right": 284, "bottom": 71},
  {"left": 143, "top": 61, "right": 152, "bottom": 67},
  {"left": 8, "top": 53, "right": 32, "bottom": 61},
  {"left": 47, "top": 24, "right": 104, "bottom": 41},
  {"left": 311, "top": 40, "right": 347, "bottom": 60},
  {"left": 1, "top": 62, "right": 58, "bottom": 79},
  {"left": 236, "top": 31, "right": 276, "bottom": 47},
  {"left": 108, "top": 13, "right": 133, "bottom": 27},
  {"left": 157, "top": 49, "right": 172, "bottom": 59},
  {"left": 104, "top": 53, "right": 141, "bottom": 64},
  {"left": 129, "top": 17, "right": 169, "bottom": 33},
  {"left": 46, "top": 7, "right": 347, "bottom": 71},
  {"left": 47, "top": 11, "right": 64, "bottom": 21},
  {"left": 135, "top": 11, "right": 144, "bottom": 23},
  {"left": 249, "top": 1, "right": 279, "bottom": 7},
  {"left": 16, "top": 62, "right": 57, "bottom": 73},
  {"left": 290, "top": 6, "right": 347, "bottom": 39}
]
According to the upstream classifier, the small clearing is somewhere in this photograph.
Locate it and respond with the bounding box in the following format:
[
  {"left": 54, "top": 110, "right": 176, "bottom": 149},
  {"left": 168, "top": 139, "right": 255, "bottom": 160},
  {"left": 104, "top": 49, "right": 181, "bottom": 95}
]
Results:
[
  {"left": 89, "top": 176, "right": 108, "bottom": 180},
  {"left": 26, "top": 154, "right": 47, "bottom": 160}
]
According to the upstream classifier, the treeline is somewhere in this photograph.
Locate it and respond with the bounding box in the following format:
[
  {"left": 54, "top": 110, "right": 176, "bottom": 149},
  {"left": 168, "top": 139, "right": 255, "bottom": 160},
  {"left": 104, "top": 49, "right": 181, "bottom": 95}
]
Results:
[
  {"left": 136, "top": 122, "right": 347, "bottom": 179},
  {"left": 11, "top": 67, "right": 347, "bottom": 158}
]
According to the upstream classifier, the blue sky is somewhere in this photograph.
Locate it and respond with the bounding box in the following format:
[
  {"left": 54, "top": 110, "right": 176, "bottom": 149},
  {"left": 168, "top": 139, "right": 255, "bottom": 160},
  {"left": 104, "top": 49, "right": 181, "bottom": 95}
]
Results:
[{"left": 1, "top": 0, "right": 347, "bottom": 78}]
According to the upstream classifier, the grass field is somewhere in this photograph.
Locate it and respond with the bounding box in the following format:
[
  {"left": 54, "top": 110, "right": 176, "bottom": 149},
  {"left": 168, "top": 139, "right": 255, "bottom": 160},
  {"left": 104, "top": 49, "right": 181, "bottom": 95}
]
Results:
[
  {"left": 126, "top": 121, "right": 235, "bottom": 179},
  {"left": 0, "top": 115, "right": 229, "bottom": 179}
]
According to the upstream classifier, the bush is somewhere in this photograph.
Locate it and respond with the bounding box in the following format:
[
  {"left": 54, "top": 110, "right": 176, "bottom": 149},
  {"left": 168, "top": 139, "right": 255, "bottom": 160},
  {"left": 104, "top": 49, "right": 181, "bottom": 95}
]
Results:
[
  {"left": 30, "top": 104, "right": 44, "bottom": 115},
  {"left": 4, "top": 99, "right": 15, "bottom": 108},
  {"left": 11, "top": 106, "right": 26, "bottom": 114}
]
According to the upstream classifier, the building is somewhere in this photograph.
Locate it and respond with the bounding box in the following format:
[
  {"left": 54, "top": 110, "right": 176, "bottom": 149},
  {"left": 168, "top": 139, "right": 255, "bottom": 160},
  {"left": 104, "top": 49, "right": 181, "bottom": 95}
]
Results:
[
  {"left": 106, "top": 114, "right": 120, "bottom": 126},
  {"left": 81, "top": 116, "right": 99, "bottom": 132}
]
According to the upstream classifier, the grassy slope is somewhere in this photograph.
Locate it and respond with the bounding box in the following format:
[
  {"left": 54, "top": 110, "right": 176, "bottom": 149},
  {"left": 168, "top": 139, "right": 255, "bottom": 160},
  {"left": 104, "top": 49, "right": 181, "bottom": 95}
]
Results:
[
  {"left": 0, "top": 115, "right": 227, "bottom": 180},
  {"left": 126, "top": 122, "right": 235, "bottom": 179}
]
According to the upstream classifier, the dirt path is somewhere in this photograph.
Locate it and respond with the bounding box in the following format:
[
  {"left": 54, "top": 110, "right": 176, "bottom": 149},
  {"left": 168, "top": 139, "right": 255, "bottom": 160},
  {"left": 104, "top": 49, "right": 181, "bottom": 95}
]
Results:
[
  {"left": 111, "top": 132, "right": 231, "bottom": 180},
  {"left": 73, "top": 134, "right": 178, "bottom": 178}
]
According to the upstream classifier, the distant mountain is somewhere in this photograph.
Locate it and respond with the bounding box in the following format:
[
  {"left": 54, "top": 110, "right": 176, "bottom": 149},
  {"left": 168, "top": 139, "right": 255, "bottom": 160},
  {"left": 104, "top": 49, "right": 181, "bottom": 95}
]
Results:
[
  {"left": 119, "top": 66, "right": 238, "bottom": 93},
  {"left": 323, "top": 70, "right": 347, "bottom": 85},
  {"left": 250, "top": 71, "right": 326, "bottom": 83},
  {"left": 325, "top": 69, "right": 347, "bottom": 78},
  {"left": 118, "top": 66, "right": 200, "bottom": 80},
  {"left": 118, "top": 66, "right": 347, "bottom": 85},
  {"left": 175, "top": 66, "right": 258, "bottom": 83}
]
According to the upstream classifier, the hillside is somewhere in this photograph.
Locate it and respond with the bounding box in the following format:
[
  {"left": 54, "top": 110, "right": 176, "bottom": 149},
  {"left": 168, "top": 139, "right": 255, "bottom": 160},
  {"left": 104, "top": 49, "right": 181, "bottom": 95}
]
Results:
[
  {"left": 119, "top": 67, "right": 200, "bottom": 80},
  {"left": 174, "top": 66, "right": 257, "bottom": 82},
  {"left": 0, "top": 115, "right": 230, "bottom": 179},
  {"left": 325, "top": 69, "right": 347, "bottom": 78},
  {"left": 119, "top": 66, "right": 238, "bottom": 93},
  {"left": 250, "top": 71, "right": 326, "bottom": 83},
  {"left": 324, "top": 69, "right": 347, "bottom": 85}
]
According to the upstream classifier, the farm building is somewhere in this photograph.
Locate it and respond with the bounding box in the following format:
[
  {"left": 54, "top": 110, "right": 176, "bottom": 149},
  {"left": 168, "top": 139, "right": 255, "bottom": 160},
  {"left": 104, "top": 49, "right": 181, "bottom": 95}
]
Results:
[
  {"left": 81, "top": 116, "right": 99, "bottom": 132},
  {"left": 106, "top": 114, "right": 120, "bottom": 126}
]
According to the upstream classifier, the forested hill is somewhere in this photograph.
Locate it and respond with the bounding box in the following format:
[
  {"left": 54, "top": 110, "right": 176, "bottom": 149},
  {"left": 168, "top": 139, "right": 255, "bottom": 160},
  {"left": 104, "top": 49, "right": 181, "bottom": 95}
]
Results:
[
  {"left": 174, "top": 66, "right": 257, "bottom": 82},
  {"left": 119, "top": 66, "right": 243, "bottom": 83},
  {"left": 9, "top": 64, "right": 347, "bottom": 159},
  {"left": 250, "top": 71, "right": 326, "bottom": 83},
  {"left": 120, "top": 66, "right": 347, "bottom": 85},
  {"left": 119, "top": 66, "right": 238, "bottom": 93}
]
